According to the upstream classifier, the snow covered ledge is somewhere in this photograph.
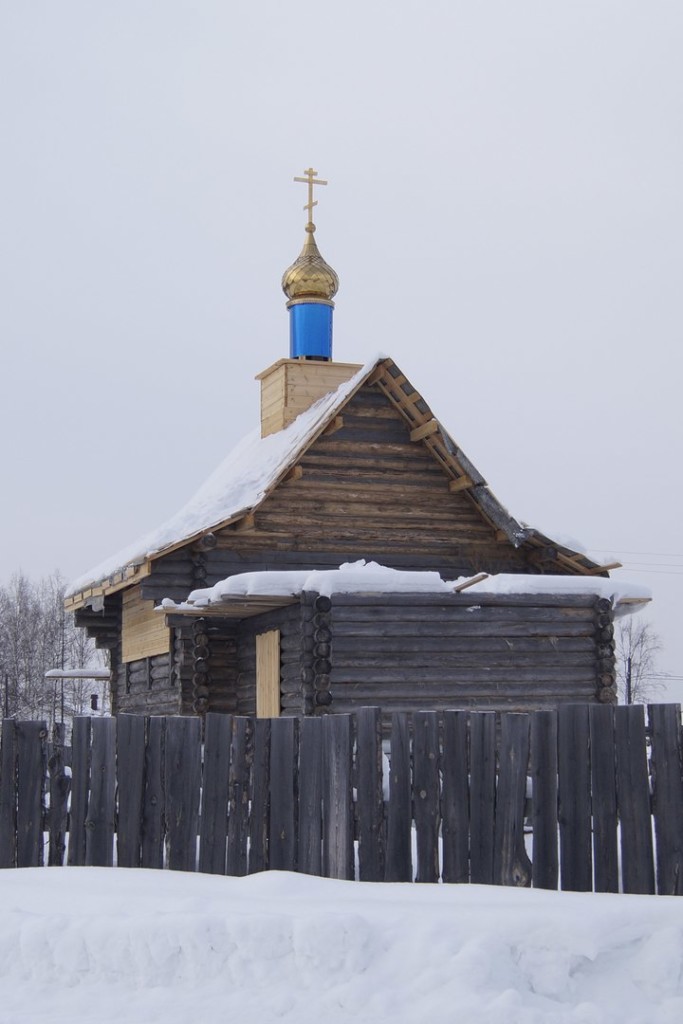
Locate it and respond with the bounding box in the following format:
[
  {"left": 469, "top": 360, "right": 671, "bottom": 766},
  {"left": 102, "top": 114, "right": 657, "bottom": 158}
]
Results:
[{"left": 160, "top": 560, "right": 651, "bottom": 618}]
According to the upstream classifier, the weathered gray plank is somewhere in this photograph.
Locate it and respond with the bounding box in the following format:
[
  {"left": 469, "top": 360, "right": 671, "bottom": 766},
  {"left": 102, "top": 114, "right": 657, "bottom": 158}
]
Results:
[
  {"left": 248, "top": 718, "right": 271, "bottom": 873},
  {"left": 441, "top": 710, "right": 469, "bottom": 884},
  {"left": 198, "top": 713, "right": 231, "bottom": 875},
  {"left": 165, "top": 716, "right": 202, "bottom": 872},
  {"left": 412, "top": 711, "right": 440, "bottom": 883},
  {"left": 385, "top": 713, "right": 412, "bottom": 882},
  {"left": 142, "top": 716, "right": 165, "bottom": 869},
  {"left": 298, "top": 717, "right": 324, "bottom": 876},
  {"left": 226, "top": 716, "right": 250, "bottom": 877},
  {"left": 67, "top": 717, "right": 91, "bottom": 867},
  {"left": 322, "top": 714, "right": 354, "bottom": 880},
  {"left": 269, "top": 717, "right": 297, "bottom": 871},
  {"left": 85, "top": 717, "right": 116, "bottom": 867},
  {"left": 558, "top": 704, "right": 592, "bottom": 892},
  {"left": 494, "top": 714, "right": 531, "bottom": 887},
  {"left": 16, "top": 721, "right": 46, "bottom": 868},
  {"left": 615, "top": 705, "right": 655, "bottom": 894},
  {"left": 648, "top": 703, "right": 683, "bottom": 895},
  {"left": 0, "top": 720, "right": 17, "bottom": 868},
  {"left": 589, "top": 704, "right": 618, "bottom": 893},
  {"left": 47, "top": 726, "right": 71, "bottom": 867},
  {"left": 530, "top": 710, "right": 558, "bottom": 890},
  {"left": 116, "top": 715, "right": 146, "bottom": 868},
  {"left": 469, "top": 712, "right": 497, "bottom": 885},
  {"left": 355, "top": 707, "right": 385, "bottom": 882}
]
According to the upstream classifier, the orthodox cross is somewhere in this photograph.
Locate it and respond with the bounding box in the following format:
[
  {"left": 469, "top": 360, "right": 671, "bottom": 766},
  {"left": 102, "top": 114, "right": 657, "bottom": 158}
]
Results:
[{"left": 294, "top": 167, "right": 328, "bottom": 227}]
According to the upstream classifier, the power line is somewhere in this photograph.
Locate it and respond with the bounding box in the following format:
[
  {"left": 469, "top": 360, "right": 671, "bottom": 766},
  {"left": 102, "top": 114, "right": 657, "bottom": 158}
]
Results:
[
  {"left": 615, "top": 568, "right": 683, "bottom": 576},
  {"left": 588, "top": 547, "right": 683, "bottom": 558}
]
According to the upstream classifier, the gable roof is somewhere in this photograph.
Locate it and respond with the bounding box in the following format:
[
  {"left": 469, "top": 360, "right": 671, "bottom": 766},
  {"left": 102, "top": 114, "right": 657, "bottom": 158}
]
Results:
[{"left": 65, "top": 355, "right": 613, "bottom": 610}]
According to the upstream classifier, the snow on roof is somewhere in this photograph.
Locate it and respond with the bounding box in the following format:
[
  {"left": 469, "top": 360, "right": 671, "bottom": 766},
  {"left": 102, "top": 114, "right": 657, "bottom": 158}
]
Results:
[
  {"left": 163, "top": 560, "right": 651, "bottom": 613},
  {"left": 44, "top": 668, "right": 111, "bottom": 680},
  {"left": 66, "top": 357, "right": 382, "bottom": 598}
]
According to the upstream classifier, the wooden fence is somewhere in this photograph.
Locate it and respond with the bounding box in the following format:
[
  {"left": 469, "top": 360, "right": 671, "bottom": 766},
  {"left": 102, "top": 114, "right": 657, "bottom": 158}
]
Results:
[{"left": 0, "top": 704, "right": 681, "bottom": 894}]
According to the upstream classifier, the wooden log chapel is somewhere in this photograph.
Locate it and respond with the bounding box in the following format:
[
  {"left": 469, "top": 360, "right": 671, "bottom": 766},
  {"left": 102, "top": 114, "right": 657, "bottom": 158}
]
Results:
[{"left": 65, "top": 168, "right": 649, "bottom": 724}]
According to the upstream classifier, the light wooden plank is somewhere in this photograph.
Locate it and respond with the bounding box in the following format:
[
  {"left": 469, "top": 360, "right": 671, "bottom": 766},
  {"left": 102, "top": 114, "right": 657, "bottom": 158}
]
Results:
[
  {"left": 449, "top": 475, "right": 474, "bottom": 493},
  {"left": 122, "top": 585, "right": 170, "bottom": 664},
  {"left": 410, "top": 418, "right": 439, "bottom": 442},
  {"left": 256, "top": 629, "right": 281, "bottom": 718}
]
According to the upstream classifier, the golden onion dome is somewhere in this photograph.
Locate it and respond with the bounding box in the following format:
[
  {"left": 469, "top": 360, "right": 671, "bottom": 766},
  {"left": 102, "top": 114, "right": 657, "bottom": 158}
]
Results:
[{"left": 282, "top": 225, "right": 339, "bottom": 305}]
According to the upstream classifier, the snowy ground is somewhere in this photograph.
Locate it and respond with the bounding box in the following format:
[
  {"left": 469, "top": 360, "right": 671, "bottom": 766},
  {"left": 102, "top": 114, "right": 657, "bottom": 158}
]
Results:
[{"left": 0, "top": 870, "right": 681, "bottom": 1024}]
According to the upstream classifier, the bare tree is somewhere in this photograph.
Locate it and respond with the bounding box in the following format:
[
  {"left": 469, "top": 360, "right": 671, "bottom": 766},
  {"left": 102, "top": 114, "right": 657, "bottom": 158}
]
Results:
[
  {"left": 0, "top": 571, "right": 104, "bottom": 726},
  {"left": 615, "top": 617, "right": 664, "bottom": 705}
]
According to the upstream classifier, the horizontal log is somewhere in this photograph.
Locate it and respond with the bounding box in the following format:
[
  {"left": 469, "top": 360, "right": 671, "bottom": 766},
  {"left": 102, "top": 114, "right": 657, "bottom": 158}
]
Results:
[
  {"left": 331, "top": 621, "right": 596, "bottom": 639},
  {"left": 256, "top": 514, "right": 492, "bottom": 540},
  {"left": 330, "top": 665, "right": 597, "bottom": 685},
  {"left": 329, "top": 653, "right": 598, "bottom": 671},
  {"left": 328, "top": 635, "right": 596, "bottom": 655},
  {"left": 207, "top": 547, "right": 464, "bottom": 571},
  {"left": 276, "top": 635, "right": 308, "bottom": 653},
  {"left": 326, "top": 680, "right": 599, "bottom": 699},
  {"left": 126, "top": 667, "right": 170, "bottom": 686},
  {"left": 127, "top": 656, "right": 169, "bottom": 672},
  {"left": 328, "top": 696, "right": 598, "bottom": 717},
  {"left": 116, "top": 696, "right": 180, "bottom": 715},
  {"left": 207, "top": 699, "right": 238, "bottom": 713},
  {"left": 330, "top": 605, "right": 597, "bottom": 623},
  {"left": 261, "top": 495, "right": 485, "bottom": 524}
]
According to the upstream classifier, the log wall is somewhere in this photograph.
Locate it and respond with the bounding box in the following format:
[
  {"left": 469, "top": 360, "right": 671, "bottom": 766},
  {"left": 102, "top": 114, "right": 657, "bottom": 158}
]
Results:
[
  {"left": 113, "top": 652, "right": 180, "bottom": 716},
  {"left": 324, "top": 592, "right": 615, "bottom": 720}
]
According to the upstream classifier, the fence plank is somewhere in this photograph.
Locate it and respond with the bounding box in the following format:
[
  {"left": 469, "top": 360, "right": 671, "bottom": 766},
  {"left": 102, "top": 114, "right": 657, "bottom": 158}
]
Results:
[
  {"left": 269, "top": 717, "right": 297, "bottom": 871},
  {"left": 530, "top": 710, "right": 558, "bottom": 890},
  {"left": 16, "top": 721, "right": 46, "bottom": 868},
  {"left": 117, "top": 715, "right": 146, "bottom": 868},
  {"left": 558, "top": 704, "right": 592, "bottom": 892},
  {"left": 649, "top": 703, "right": 683, "bottom": 895},
  {"left": 615, "top": 705, "right": 655, "bottom": 894},
  {"left": 85, "top": 717, "right": 116, "bottom": 867},
  {"left": 0, "top": 720, "right": 17, "bottom": 868},
  {"left": 47, "top": 725, "right": 71, "bottom": 867},
  {"left": 413, "top": 711, "right": 440, "bottom": 883},
  {"left": 199, "top": 713, "right": 232, "bottom": 875},
  {"left": 322, "top": 715, "right": 354, "bottom": 880},
  {"left": 385, "top": 713, "right": 412, "bottom": 882},
  {"left": 494, "top": 714, "right": 531, "bottom": 887},
  {"left": 589, "top": 704, "right": 618, "bottom": 893},
  {"left": 298, "top": 717, "right": 324, "bottom": 877},
  {"left": 356, "top": 706, "right": 385, "bottom": 882},
  {"left": 249, "top": 718, "right": 271, "bottom": 874},
  {"left": 142, "top": 717, "right": 165, "bottom": 869},
  {"left": 0, "top": 705, "right": 679, "bottom": 898},
  {"left": 226, "top": 716, "right": 251, "bottom": 877},
  {"left": 470, "top": 712, "right": 496, "bottom": 885},
  {"left": 165, "top": 716, "right": 202, "bottom": 872},
  {"left": 67, "top": 717, "right": 91, "bottom": 867},
  {"left": 441, "top": 710, "right": 469, "bottom": 884}
]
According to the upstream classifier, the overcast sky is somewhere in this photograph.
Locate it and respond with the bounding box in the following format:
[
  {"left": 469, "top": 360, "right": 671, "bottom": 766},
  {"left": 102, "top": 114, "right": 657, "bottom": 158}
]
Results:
[{"left": 1, "top": 2, "right": 681, "bottom": 698}]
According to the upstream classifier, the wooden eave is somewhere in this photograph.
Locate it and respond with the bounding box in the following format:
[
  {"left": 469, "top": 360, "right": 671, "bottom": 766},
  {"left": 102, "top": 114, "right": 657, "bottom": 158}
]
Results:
[
  {"left": 65, "top": 560, "right": 152, "bottom": 612},
  {"left": 67, "top": 355, "right": 607, "bottom": 609},
  {"left": 163, "top": 594, "right": 297, "bottom": 623}
]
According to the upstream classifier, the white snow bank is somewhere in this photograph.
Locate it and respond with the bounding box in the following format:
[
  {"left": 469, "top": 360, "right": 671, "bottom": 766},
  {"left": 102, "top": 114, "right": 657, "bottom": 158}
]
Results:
[
  {"left": 169, "top": 560, "right": 651, "bottom": 611},
  {"left": 465, "top": 571, "right": 651, "bottom": 609},
  {"left": 66, "top": 357, "right": 381, "bottom": 598},
  {"left": 179, "top": 560, "right": 452, "bottom": 605},
  {"left": 44, "top": 668, "right": 110, "bottom": 680},
  {"left": 0, "top": 868, "right": 681, "bottom": 1024}
]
